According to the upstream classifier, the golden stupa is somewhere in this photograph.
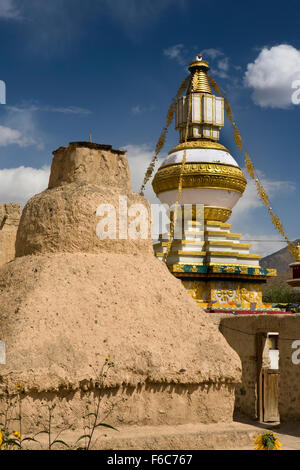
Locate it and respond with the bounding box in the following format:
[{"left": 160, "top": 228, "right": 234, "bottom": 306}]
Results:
[{"left": 152, "top": 55, "right": 276, "bottom": 311}]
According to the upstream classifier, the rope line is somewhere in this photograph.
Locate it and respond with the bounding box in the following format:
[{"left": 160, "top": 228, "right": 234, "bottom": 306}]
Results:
[
  {"left": 207, "top": 75, "right": 297, "bottom": 261},
  {"left": 163, "top": 92, "right": 192, "bottom": 263},
  {"left": 139, "top": 75, "right": 190, "bottom": 196},
  {"left": 220, "top": 324, "right": 300, "bottom": 342}
]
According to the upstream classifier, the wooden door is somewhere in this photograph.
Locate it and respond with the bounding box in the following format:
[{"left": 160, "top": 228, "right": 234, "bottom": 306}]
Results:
[{"left": 263, "top": 370, "right": 280, "bottom": 422}]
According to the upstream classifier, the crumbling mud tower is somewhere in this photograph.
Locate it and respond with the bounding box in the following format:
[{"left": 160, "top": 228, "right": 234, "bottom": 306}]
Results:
[
  {"left": 0, "top": 203, "right": 21, "bottom": 266},
  {"left": 0, "top": 142, "right": 242, "bottom": 448}
]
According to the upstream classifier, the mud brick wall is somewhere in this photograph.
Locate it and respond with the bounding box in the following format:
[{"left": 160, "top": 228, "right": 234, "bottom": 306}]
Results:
[{"left": 211, "top": 314, "right": 300, "bottom": 422}]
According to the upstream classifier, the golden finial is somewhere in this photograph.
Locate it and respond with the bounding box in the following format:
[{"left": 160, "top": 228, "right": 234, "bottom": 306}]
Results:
[{"left": 187, "top": 54, "right": 211, "bottom": 94}]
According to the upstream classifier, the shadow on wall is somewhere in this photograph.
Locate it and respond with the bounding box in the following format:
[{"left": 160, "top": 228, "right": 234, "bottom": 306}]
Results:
[{"left": 218, "top": 315, "right": 300, "bottom": 424}]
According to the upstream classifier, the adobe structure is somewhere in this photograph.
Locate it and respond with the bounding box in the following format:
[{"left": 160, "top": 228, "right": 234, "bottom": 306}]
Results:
[
  {"left": 0, "top": 142, "right": 247, "bottom": 449},
  {"left": 212, "top": 313, "right": 300, "bottom": 424}
]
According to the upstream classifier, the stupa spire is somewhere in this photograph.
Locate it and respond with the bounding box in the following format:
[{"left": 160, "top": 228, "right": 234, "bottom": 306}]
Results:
[
  {"left": 152, "top": 54, "right": 276, "bottom": 312},
  {"left": 175, "top": 54, "right": 224, "bottom": 144},
  {"left": 187, "top": 55, "right": 212, "bottom": 95}
]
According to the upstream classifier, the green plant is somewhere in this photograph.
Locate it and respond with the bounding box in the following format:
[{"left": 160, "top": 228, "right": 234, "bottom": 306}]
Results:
[
  {"left": 0, "top": 385, "right": 16, "bottom": 433},
  {"left": 74, "top": 357, "right": 118, "bottom": 450},
  {"left": 0, "top": 383, "right": 36, "bottom": 450},
  {"left": 0, "top": 429, "right": 21, "bottom": 450},
  {"left": 262, "top": 283, "right": 300, "bottom": 304},
  {"left": 0, "top": 357, "right": 118, "bottom": 450},
  {"left": 34, "top": 402, "right": 71, "bottom": 450}
]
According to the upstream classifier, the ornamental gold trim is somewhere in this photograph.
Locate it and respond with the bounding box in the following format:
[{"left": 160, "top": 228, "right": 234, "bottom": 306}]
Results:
[
  {"left": 172, "top": 240, "right": 204, "bottom": 245},
  {"left": 205, "top": 241, "right": 251, "bottom": 248},
  {"left": 188, "top": 69, "right": 211, "bottom": 94},
  {"left": 266, "top": 269, "right": 277, "bottom": 276},
  {"left": 170, "top": 250, "right": 261, "bottom": 259},
  {"left": 168, "top": 205, "right": 231, "bottom": 222},
  {"left": 165, "top": 239, "right": 251, "bottom": 249},
  {"left": 187, "top": 61, "right": 211, "bottom": 94},
  {"left": 206, "top": 221, "right": 232, "bottom": 228},
  {"left": 189, "top": 60, "right": 210, "bottom": 70},
  {"left": 170, "top": 262, "right": 269, "bottom": 269},
  {"left": 156, "top": 234, "right": 244, "bottom": 243},
  {"left": 206, "top": 230, "right": 241, "bottom": 238},
  {"left": 204, "top": 206, "right": 232, "bottom": 222},
  {"left": 152, "top": 162, "right": 247, "bottom": 196},
  {"left": 159, "top": 229, "right": 241, "bottom": 238},
  {"left": 168, "top": 139, "right": 229, "bottom": 154},
  {"left": 173, "top": 273, "right": 270, "bottom": 280}
]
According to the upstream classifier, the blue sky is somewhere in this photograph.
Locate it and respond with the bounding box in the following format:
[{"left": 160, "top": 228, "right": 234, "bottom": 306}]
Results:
[{"left": 0, "top": 0, "right": 300, "bottom": 256}]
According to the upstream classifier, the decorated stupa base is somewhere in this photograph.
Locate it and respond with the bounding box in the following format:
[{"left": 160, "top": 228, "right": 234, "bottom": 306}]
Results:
[{"left": 154, "top": 217, "right": 278, "bottom": 312}]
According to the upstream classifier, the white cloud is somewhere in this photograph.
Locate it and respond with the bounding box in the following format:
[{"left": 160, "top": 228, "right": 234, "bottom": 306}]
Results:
[
  {"left": 131, "top": 105, "right": 142, "bottom": 115},
  {"left": 244, "top": 44, "right": 300, "bottom": 108},
  {"left": 0, "top": 144, "right": 156, "bottom": 206},
  {"left": 1, "top": 107, "right": 44, "bottom": 149},
  {"left": 124, "top": 144, "right": 168, "bottom": 239},
  {"left": 164, "top": 45, "right": 233, "bottom": 79},
  {"left": 123, "top": 143, "right": 161, "bottom": 203},
  {"left": 230, "top": 169, "right": 295, "bottom": 256},
  {"left": 0, "top": 125, "right": 24, "bottom": 146},
  {"left": 0, "top": 145, "right": 164, "bottom": 233},
  {"left": 163, "top": 44, "right": 186, "bottom": 66},
  {"left": 202, "top": 49, "right": 231, "bottom": 79},
  {"left": 201, "top": 48, "right": 223, "bottom": 61},
  {"left": 0, "top": 104, "right": 90, "bottom": 149},
  {"left": 0, "top": 0, "right": 20, "bottom": 19},
  {"left": 7, "top": 104, "right": 91, "bottom": 115},
  {"left": 216, "top": 57, "right": 229, "bottom": 78},
  {"left": 0, "top": 165, "right": 50, "bottom": 205},
  {"left": 241, "top": 233, "right": 287, "bottom": 258},
  {"left": 0, "top": 123, "right": 40, "bottom": 147},
  {"left": 231, "top": 169, "right": 295, "bottom": 220},
  {"left": 131, "top": 104, "right": 155, "bottom": 115}
]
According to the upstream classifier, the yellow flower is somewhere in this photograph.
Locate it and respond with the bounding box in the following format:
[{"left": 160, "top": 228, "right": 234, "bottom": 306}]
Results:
[
  {"left": 13, "top": 431, "right": 21, "bottom": 440},
  {"left": 0, "top": 431, "right": 2, "bottom": 447},
  {"left": 105, "top": 357, "right": 110, "bottom": 362},
  {"left": 253, "top": 431, "right": 282, "bottom": 450}
]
